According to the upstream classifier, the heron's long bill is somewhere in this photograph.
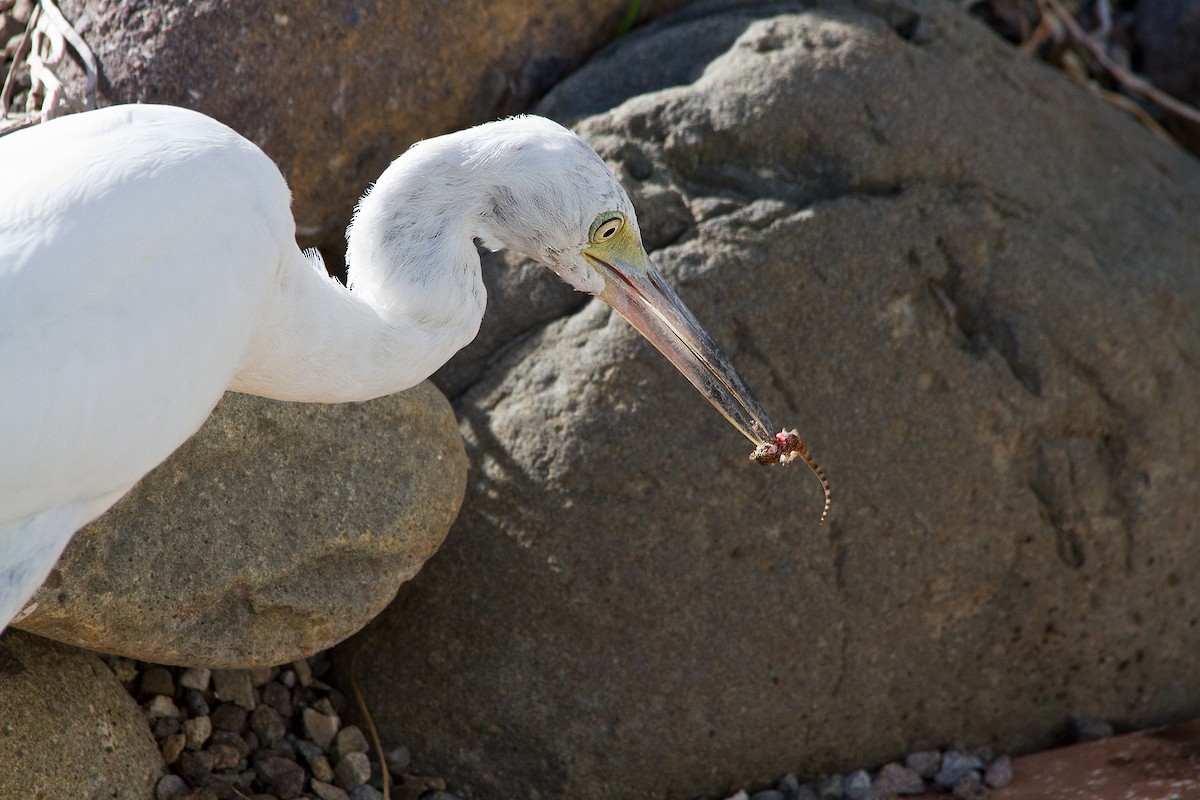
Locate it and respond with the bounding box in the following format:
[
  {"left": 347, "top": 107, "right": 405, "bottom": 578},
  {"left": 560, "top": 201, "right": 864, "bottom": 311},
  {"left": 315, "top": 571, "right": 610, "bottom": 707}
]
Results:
[{"left": 587, "top": 251, "right": 777, "bottom": 448}]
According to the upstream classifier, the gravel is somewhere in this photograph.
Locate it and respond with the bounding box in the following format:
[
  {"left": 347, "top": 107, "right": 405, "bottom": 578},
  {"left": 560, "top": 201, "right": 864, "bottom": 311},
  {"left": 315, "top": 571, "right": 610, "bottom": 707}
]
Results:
[
  {"left": 717, "top": 742, "right": 1017, "bottom": 800},
  {"left": 104, "top": 652, "right": 463, "bottom": 800}
]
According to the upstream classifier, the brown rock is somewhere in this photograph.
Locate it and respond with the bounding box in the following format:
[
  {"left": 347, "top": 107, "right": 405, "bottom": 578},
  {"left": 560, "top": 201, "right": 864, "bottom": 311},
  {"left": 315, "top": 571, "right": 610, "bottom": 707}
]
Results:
[
  {"left": 17, "top": 387, "right": 466, "bottom": 667},
  {"left": 54, "top": 0, "right": 692, "bottom": 264}
]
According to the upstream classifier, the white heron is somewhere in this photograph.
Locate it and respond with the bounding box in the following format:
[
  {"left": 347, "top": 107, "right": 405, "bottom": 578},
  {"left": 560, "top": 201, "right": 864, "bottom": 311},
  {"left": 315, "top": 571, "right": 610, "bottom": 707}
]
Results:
[{"left": 0, "top": 104, "right": 824, "bottom": 632}]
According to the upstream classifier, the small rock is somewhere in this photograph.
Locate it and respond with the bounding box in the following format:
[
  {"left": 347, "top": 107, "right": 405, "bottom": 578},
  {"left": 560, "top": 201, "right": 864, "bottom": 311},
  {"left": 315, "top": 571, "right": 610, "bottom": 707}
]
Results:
[
  {"left": 212, "top": 702, "right": 248, "bottom": 733},
  {"left": 952, "top": 773, "right": 988, "bottom": 800},
  {"left": 248, "top": 667, "right": 275, "bottom": 687},
  {"left": 155, "top": 773, "right": 188, "bottom": 800},
  {"left": 292, "top": 659, "right": 314, "bottom": 687},
  {"left": 261, "top": 681, "right": 292, "bottom": 717},
  {"left": 251, "top": 705, "right": 287, "bottom": 745},
  {"left": 1070, "top": 717, "right": 1114, "bottom": 743},
  {"left": 295, "top": 738, "right": 324, "bottom": 764},
  {"left": 816, "top": 774, "right": 844, "bottom": 800},
  {"left": 255, "top": 756, "right": 305, "bottom": 800},
  {"left": 983, "top": 755, "right": 1013, "bottom": 789},
  {"left": 140, "top": 667, "right": 176, "bottom": 697},
  {"left": 303, "top": 707, "right": 340, "bottom": 749},
  {"left": 185, "top": 689, "right": 211, "bottom": 717},
  {"left": 109, "top": 658, "right": 138, "bottom": 686},
  {"left": 904, "top": 750, "right": 941, "bottom": 779},
  {"left": 751, "top": 791, "right": 785, "bottom": 800},
  {"left": 279, "top": 668, "right": 297, "bottom": 688},
  {"left": 208, "top": 742, "right": 242, "bottom": 770},
  {"left": 211, "top": 729, "right": 251, "bottom": 758},
  {"left": 313, "top": 697, "right": 337, "bottom": 716},
  {"left": 349, "top": 788, "right": 385, "bottom": 800},
  {"left": 152, "top": 715, "right": 183, "bottom": 739},
  {"left": 725, "top": 792, "right": 749, "bottom": 800},
  {"left": 777, "top": 774, "right": 800, "bottom": 793},
  {"left": 935, "top": 751, "right": 983, "bottom": 788},
  {"left": 184, "top": 715, "right": 213, "bottom": 750},
  {"left": 161, "top": 732, "right": 186, "bottom": 765},
  {"left": 213, "top": 670, "right": 257, "bottom": 710},
  {"left": 179, "top": 749, "right": 215, "bottom": 783},
  {"left": 179, "top": 667, "right": 213, "bottom": 692},
  {"left": 384, "top": 744, "right": 410, "bottom": 775},
  {"left": 334, "top": 725, "right": 370, "bottom": 760},
  {"left": 334, "top": 751, "right": 372, "bottom": 790},
  {"left": 311, "top": 780, "right": 352, "bottom": 800},
  {"left": 144, "top": 694, "right": 183, "bottom": 720},
  {"left": 843, "top": 770, "right": 872, "bottom": 800},
  {"left": 874, "top": 762, "right": 925, "bottom": 796},
  {"left": 243, "top": 729, "right": 261, "bottom": 752},
  {"left": 179, "top": 791, "right": 219, "bottom": 800},
  {"left": 796, "top": 787, "right": 820, "bottom": 800},
  {"left": 310, "top": 754, "right": 336, "bottom": 783}
]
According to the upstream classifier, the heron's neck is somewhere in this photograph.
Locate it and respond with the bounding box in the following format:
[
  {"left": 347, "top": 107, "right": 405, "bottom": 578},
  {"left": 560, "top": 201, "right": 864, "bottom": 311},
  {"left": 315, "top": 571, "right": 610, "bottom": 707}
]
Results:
[{"left": 231, "top": 142, "right": 489, "bottom": 403}]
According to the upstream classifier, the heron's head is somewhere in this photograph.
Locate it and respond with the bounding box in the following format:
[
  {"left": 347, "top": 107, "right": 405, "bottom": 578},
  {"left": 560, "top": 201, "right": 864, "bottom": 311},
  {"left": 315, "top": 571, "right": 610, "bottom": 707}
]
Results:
[{"left": 467, "top": 116, "right": 777, "bottom": 448}]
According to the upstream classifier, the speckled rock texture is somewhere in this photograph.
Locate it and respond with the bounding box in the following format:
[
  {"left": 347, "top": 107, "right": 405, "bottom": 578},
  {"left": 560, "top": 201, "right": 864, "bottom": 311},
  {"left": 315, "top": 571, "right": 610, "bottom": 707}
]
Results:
[
  {"left": 16, "top": 385, "right": 466, "bottom": 667},
  {"left": 0, "top": 631, "right": 164, "bottom": 798},
  {"left": 57, "top": 0, "right": 691, "bottom": 259},
  {"left": 335, "top": 1, "right": 1200, "bottom": 798}
]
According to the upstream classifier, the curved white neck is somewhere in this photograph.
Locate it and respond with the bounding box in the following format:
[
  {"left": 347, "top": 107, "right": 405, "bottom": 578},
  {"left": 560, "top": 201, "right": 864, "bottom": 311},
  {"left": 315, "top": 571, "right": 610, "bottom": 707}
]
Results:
[{"left": 230, "top": 139, "right": 488, "bottom": 404}]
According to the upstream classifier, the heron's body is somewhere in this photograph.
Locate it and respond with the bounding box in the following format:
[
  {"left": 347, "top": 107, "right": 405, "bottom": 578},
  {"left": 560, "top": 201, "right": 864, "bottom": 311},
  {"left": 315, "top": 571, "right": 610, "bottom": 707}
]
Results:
[{"left": 0, "top": 104, "right": 793, "bottom": 631}]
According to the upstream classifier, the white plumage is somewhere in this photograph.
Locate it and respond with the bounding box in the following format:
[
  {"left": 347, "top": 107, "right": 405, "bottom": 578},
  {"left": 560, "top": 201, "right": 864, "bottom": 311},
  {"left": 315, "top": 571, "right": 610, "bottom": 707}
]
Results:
[{"left": 0, "top": 104, "right": 783, "bottom": 631}]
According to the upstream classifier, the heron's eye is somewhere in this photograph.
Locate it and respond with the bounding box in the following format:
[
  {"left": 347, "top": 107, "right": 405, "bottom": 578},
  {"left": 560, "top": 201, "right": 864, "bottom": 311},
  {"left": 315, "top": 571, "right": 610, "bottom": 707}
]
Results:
[{"left": 590, "top": 214, "right": 624, "bottom": 244}]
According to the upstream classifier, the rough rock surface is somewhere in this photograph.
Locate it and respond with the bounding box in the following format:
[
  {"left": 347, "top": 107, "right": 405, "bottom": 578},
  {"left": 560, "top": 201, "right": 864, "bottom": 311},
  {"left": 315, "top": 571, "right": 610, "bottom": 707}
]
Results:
[
  {"left": 336, "top": 1, "right": 1200, "bottom": 798},
  {"left": 0, "top": 631, "right": 164, "bottom": 798},
  {"left": 16, "top": 385, "right": 466, "bottom": 667},
  {"left": 57, "top": 0, "right": 690, "bottom": 259}
]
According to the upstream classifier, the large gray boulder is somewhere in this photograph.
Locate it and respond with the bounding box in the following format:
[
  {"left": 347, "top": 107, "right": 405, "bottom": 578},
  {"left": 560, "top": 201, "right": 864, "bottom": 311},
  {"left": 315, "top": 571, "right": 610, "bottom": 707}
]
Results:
[
  {"left": 335, "top": 1, "right": 1200, "bottom": 798},
  {"left": 0, "top": 631, "right": 164, "bottom": 798},
  {"left": 16, "top": 386, "right": 466, "bottom": 668}
]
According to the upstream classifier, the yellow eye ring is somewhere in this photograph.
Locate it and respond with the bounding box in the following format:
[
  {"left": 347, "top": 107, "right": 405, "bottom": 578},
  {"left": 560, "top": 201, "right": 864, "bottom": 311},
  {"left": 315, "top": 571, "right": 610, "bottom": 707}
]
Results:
[{"left": 590, "top": 213, "right": 624, "bottom": 244}]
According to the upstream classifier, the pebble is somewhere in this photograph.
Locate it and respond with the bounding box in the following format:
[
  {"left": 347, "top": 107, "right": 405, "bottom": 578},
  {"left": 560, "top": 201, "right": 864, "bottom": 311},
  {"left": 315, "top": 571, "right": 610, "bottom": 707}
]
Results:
[
  {"left": 334, "top": 725, "right": 370, "bottom": 760},
  {"left": 310, "top": 754, "right": 336, "bottom": 783},
  {"left": 349, "top": 787, "right": 386, "bottom": 800},
  {"left": 255, "top": 755, "right": 305, "bottom": 800},
  {"left": 179, "top": 749, "right": 215, "bottom": 783},
  {"left": 935, "top": 750, "right": 984, "bottom": 788},
  {"left": 303, "top": 707, "right": 340, "bottom": 750},
  {"left": 842, "top": 769, "right": 872, "bottom": 800},
  {"left": 185, "top": 689, "right": 211, "bottom": 718},
  {"left": 724, "top": 792, "right": 749, "bottom": 800},
  {"left": 874, "top": 762, "right": 925, "bottom": 796},
  {"left": 208, "top": 742, "right": 242, "bottom": 770},
  {"left": 750, "top": 791, "right": 785, "bottom": 800},
  {"left": 141, "top": 667, "right": 177, "bottom": 697},
  {"left": 248, "top": 667, "right": 275, "bottom": 687},
  {"left": 155, "top": 773, "right": 189, "bottom": 800},
  {"left": 311, "top": 780, "right": 351, "bottom": 800},
  {"left": 251, "top": 705, "right": 287, "bottom": 745},
  {"left": 816, "top": 774, "right": 844, "bottom": 800},
  {"left": 983, "top": 754, "right": 1013, "bottom": 788},
  {"left": 904, "top": 750, "right": 941, "bottom": 779},
  {"left": 161, "top": 732, "right": 186, "bottom": 765},
  {"left": 183, "top": 715, "right": 213, "bottom": 750},
  {"left": 213, "top": 670, "right": 257, "bottom": 710},
  {"left": 261, "top": 681, "right": 292, "bottom": 717},
  {"left": 179, "top": 667, "right": 212, "bottom": 692},
  {"left": 211, "top": 703, "right": 248, "bottom": 733},
  {"left": 796, "top": 787, "right": 819, "bottom": 800},
  {"left": 334, "top": 751, "right": 372, "bottom": 790},
  {"left": 145, "top": 694, "right": 183, "bottom": 720},
  {"left": 384, "top": 744, "right": 411, "bottom": 775}
]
